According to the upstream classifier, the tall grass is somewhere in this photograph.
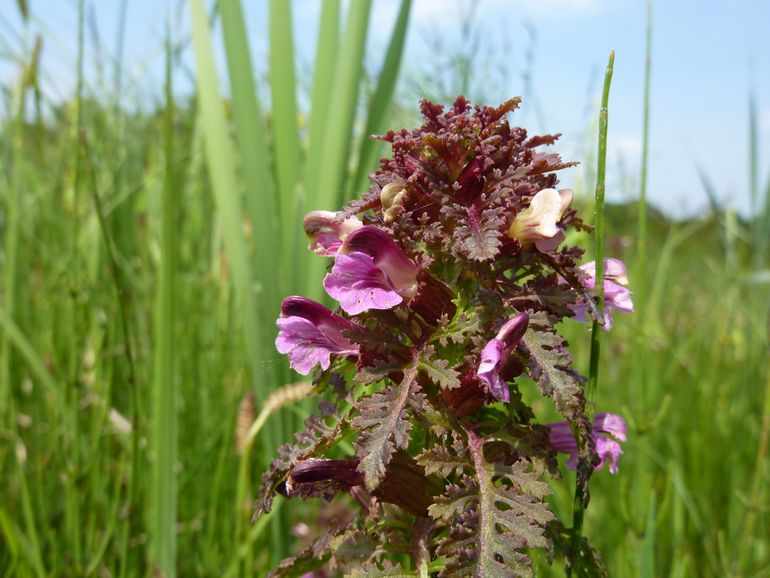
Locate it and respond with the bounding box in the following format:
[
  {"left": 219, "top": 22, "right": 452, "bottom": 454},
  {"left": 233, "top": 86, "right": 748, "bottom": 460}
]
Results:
[
  {"left": 1, "top": 1, "right": 769, "bottom": 577},
  {"left": 0, "top": 0, "right": 412, "bottom": 574}
]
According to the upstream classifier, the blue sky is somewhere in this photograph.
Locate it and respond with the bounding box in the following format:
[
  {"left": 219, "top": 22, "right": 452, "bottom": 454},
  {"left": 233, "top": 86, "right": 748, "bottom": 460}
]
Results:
[{"left": 2, "top": 0, "right": 769, "bottom": 217}]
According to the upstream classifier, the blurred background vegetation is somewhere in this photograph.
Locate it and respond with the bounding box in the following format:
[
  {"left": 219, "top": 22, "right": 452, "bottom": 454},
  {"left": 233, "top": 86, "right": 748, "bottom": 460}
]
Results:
[{"left": 0, "top": 0, "right": 769, "bottom": 576}]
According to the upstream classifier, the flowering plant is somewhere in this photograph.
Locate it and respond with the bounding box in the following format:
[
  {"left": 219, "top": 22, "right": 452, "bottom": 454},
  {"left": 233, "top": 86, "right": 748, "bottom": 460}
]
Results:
[{"left": 257, "top": 98, "right": 631, "bottom": 577}]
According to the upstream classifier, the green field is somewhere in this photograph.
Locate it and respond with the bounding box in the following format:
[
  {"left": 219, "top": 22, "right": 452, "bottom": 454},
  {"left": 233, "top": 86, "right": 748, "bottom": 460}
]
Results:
[{"left": 1, "top": 1, "right": 769, "bottom": 576}]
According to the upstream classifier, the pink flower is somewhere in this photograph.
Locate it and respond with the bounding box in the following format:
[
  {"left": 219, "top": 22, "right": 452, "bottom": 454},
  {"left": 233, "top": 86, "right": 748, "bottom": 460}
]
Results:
[
  {"left": 303, "top": 210, "right": 363, "bottom": 256},
  {"left": 476, "top": 313, "right": 529, "bottom": 402},
  {"left": 275, "top": 297, "right": 360, "bottom": 375},
  {"left": 546, "top": 412, "right": 627, "bottom": 474},
  {"left": 323, "top": 226, "right": 418, "bottom": 315},
  {"left": 508, "top": 188, "right": 573, "bottom": 252},
  {"left": 571, "top": 258, "right": 633, "bottom": 331}
]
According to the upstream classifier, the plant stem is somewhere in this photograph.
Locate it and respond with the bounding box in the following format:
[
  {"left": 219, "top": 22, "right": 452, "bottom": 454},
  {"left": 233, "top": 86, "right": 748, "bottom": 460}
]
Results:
[
  {"left": 586, "top": 51, "right": 614, "bottom": 407},
  {"left": 571, "top": 50, "right": 614, "bottom": 565}
]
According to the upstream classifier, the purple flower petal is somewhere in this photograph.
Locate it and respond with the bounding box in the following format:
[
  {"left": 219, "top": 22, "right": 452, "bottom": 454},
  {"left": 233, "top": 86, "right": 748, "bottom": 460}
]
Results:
[
  {"left": 276, "top": 318, "right": 342, "bottom": 374},
  {"left": 496, "top": 313, "right": 530, "bottom": 346},
  {"left": 341, "top": 226, "right": 418, "bottom": 297},
  {"left": 475, "top": 313, "right": 529, "bottom": 403},
  {"left": 477, "top": 338, "right": 508, "bottom": 402},
  {"left": 580, "top": 258, "right": 629, "bottom": 286},
  {"left": 595, "top": 436, "right": 623, "bottom": 474},
  {"left": 546, "top": 412, "right": 627, "bottom": 474},
  {"left": 303, "top": 210, "right": 363, "bottom": 256},
  {"left": 323, "top": 252, "right": 404, "bottom": 315},
  {"left": 571, "top": 260, "right": 634, "bottom": 331},
  {"left": 275, "top": 297, "right": 360, "bottom": 375},
  {"left": 594, "top": 412, "right": 628, "bottom": 441}
]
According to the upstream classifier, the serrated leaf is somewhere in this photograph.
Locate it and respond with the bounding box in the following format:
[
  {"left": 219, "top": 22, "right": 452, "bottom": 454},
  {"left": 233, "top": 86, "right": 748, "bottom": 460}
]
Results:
[
  {"left": 353, "top": 366, "right": 423, "bottom": 490},
  {"left": 429, "top": 429, "right": 554, "bottom": 578},
  {"left": 418, "top": 354, "right": 461, "bottom": 390},
  {"left": 520, "top": 311, "right": 585, "bottom": 418},
  {"left": 416, "top": 434, "right": 469, "bottom": 477}
]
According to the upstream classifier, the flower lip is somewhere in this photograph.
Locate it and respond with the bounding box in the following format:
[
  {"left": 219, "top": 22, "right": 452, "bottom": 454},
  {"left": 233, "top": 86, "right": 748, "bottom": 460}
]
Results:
[
  {"left": 275, "top": 296, "right": 360, "bottom": 375},
  {"left": 323, "top": 252, "right": 405, "bottom": 315},
  {"left": 594, "top": 411, "right": 627, "bottom": 442}
]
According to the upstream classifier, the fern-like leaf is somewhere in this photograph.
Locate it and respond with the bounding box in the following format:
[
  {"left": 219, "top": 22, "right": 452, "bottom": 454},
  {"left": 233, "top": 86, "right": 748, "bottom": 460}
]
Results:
[
  {"left": 520, "top": 311, "right": 585, "bottom": 418},
  {"left": 419, "top": 348, "right": 461, "bottom": 390},
  {"left": 354, "top": 366, "right": 424, "bottom": 490},
  {"left": 416, "top": 433, "right": 469, "bottom": 477},
  {"left": 429, "top": 429, "right": 554, "bottom": 577}
]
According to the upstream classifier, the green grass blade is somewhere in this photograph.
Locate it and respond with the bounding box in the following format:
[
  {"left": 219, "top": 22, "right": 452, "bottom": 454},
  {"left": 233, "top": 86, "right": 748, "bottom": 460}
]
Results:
[
  {"left": 301, "top": 0, "right": 341, "bottom": 299},
  {"left": 269, "top": 0, "right": 302, "bottom": 284},
  {"left": 0, "top": 305, "right": 57, "bottom": 393},
  {"left": 304, "top": 0, "right": 341, "bottom": 205},
  {"left": 640, "top": 491, "right": 657, "bottom": 578},
  {"left": 315, "top": 0, "right": 372, "bottom": 210},
  {"left": 188, "top": 0, "right": 267, "bottom": 403},
  {"left": 220, "top": 0, "right": 281, "bottom": 309},
  {"left": 586, "top": 51, "right": 615, "bottom": 406},
  {"left": 148, "top": 28, "right": 179, "bottom": 577},
  {"left": 351, "top": 0, "right": 412, "bottom": 195}
]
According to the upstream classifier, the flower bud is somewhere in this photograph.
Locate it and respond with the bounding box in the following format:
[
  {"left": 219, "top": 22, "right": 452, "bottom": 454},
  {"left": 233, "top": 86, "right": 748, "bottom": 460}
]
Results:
[{"left": 380, "top": 182, "right": 407, "bottom": 223}]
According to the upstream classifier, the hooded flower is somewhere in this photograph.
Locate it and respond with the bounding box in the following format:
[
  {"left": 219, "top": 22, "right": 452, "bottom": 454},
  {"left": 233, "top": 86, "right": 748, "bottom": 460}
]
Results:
[
  {"left": 571, "top": 258, "right": 634, "bottom": 331},
  {"left": 303, "top": 210, "right": 364, "bottom": 256},
  {"left": 323, "top": 226, "right": 419, "bottom": 315},
  {"left": 508, "top": 188, "right": 573, "bottom": 252},
  {"left": 546, "top": 412, "right": 627, "bottom": 474},
  {"left": 275, "top": 296, "right": 360, "bottom": 375},
  {"left": 476, "top": 313, "right": 529, "bottom": 402}
]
